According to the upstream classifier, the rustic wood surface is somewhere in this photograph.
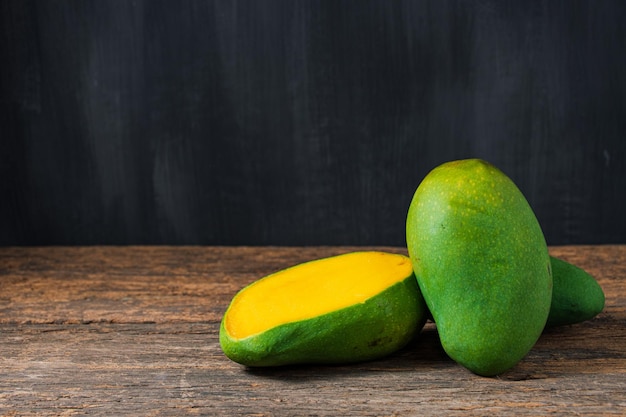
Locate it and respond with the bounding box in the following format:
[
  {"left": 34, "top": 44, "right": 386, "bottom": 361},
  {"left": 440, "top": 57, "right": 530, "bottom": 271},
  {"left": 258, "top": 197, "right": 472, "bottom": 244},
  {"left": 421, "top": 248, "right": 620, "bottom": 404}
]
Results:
[{"left": 0, "top": 245, "right": 624, "bottom": 416}]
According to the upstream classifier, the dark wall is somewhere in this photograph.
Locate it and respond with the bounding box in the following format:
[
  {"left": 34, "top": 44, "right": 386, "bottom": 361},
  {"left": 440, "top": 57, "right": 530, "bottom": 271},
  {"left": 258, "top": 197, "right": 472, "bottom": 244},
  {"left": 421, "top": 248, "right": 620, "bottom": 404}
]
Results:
[{"left": 2, "top": 0, "right": 625, "bottom": 246}]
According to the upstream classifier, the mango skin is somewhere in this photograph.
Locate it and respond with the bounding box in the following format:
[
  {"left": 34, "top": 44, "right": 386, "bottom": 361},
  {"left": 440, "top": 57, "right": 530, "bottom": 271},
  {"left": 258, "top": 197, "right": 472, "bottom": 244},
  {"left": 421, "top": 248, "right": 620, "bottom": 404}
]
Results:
[
  {"left": 220, "top": 273, "right": 427, "bottom": 367},
  {"left": 547, "top": 256, "right": 605, "bottom": 327},
  {"left": 406, "top": 159, "right": 552, "bottom": 376}
]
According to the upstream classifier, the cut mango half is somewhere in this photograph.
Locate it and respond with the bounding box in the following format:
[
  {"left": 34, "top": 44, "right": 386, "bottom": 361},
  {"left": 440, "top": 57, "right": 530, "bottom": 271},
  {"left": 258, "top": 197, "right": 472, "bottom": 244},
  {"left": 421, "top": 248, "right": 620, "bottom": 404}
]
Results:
[{"left": 220, "top": 251, "right": 427, "bottom": 366}]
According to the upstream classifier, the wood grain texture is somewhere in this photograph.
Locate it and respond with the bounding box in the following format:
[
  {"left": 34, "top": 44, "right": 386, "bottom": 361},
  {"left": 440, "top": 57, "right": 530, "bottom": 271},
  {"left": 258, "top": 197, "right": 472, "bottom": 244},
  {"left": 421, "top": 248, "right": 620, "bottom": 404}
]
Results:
[
  {"left": 2, "top": 1, "right": 626, "bottom": 247},
  {"left": 0, "top": 245, "right": 625, "bottom": 416}
]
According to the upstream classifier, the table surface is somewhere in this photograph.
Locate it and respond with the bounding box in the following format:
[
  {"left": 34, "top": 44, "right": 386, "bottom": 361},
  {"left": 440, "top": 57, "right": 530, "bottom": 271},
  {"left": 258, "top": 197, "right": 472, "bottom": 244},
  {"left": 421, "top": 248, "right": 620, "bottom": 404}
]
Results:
[{"left": 0, "top": 245, "right": 624, "bottom": 416}]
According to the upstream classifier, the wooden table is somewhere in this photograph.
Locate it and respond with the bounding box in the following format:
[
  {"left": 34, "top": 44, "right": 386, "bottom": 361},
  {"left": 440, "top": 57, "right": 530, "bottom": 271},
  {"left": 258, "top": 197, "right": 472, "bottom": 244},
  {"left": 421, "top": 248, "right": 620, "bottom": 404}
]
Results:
[{"left": 1, "top": 246, "right": 624, "bottom": 416}]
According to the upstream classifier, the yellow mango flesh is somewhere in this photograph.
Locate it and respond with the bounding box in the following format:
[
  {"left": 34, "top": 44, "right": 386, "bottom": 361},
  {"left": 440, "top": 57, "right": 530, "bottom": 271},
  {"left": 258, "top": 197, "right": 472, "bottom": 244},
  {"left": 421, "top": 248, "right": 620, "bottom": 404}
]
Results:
[{"left": 225, "top": 251, "right": 414, "bottom": 339}]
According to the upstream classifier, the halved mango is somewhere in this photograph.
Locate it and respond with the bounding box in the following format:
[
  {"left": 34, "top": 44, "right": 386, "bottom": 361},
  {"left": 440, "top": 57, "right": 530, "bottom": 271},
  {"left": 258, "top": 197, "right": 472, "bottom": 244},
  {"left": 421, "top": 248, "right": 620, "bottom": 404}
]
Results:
[{"left": 220, "top": 251, "right": 427, "bottom": 366}]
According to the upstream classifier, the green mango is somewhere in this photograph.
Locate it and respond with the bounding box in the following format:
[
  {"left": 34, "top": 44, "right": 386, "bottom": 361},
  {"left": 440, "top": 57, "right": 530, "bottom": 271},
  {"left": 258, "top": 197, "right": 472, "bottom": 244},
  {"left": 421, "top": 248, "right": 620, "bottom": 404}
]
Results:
[
  {"left": 406, "top": 159, "right": 552, "bottom": 376},
  {"left": 220, "top": 252, "right": 427, "bottom": 366},
  {"left": 547, "top": 256, "right": 605, "bottom": 327}
]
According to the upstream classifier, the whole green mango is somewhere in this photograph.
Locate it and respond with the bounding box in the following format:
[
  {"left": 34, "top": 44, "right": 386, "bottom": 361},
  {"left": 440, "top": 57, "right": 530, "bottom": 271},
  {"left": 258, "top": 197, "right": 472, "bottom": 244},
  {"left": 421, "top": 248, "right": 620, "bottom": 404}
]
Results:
[
  {"left": 406, "top": 159, "right": 552, "bottom": 376},
  {"left": 547, "top": 256, "right": 605, "bottom": 327}
]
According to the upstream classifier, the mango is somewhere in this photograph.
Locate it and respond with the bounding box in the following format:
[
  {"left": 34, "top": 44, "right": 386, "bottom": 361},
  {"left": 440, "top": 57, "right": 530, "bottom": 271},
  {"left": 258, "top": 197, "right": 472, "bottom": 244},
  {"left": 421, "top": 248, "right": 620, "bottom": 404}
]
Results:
[
  {"left": 406, "top": 159, "right": 552, "bottom": 376},
  {"left": 547, "top": 256, "right": 605, "bottom": 327},
  {"left": 220, "top": 251, "right": 427, "bottom": 366}
]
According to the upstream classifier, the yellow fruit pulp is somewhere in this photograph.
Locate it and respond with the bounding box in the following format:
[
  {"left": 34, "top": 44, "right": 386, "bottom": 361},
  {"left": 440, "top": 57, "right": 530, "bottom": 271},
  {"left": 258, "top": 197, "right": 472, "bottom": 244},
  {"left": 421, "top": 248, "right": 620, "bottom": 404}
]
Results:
[{"left": 224, "top": 252, "right": 413, "bottom": 339}]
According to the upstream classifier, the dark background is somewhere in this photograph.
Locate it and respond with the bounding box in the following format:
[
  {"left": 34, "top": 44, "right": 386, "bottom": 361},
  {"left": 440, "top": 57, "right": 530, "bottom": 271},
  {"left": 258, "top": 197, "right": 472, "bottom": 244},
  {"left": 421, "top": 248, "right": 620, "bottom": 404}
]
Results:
[{"left": 1, "top": 0, "right": 625, "bottom": 247}]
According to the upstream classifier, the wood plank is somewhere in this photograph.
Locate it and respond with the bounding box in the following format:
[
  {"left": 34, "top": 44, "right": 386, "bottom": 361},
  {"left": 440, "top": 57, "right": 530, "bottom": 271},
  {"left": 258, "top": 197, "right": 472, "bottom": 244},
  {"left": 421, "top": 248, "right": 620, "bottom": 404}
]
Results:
[{"left": 0, "top": 246, "right": 625, "bottom": 416}]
